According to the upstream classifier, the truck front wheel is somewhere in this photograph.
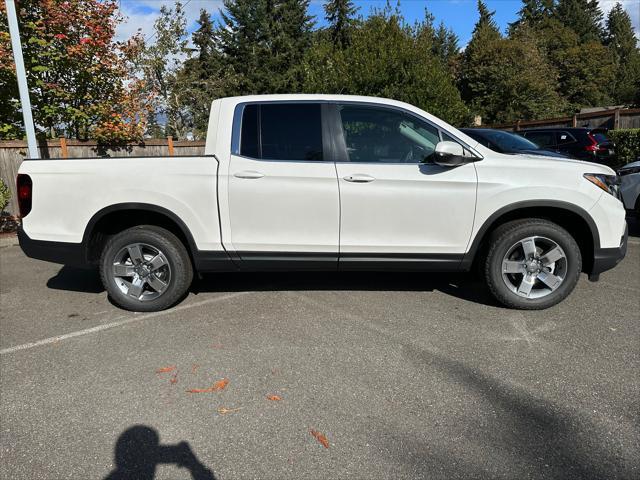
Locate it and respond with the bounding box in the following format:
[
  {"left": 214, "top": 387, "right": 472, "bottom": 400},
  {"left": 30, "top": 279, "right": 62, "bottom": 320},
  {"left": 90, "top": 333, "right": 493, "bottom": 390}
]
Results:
[
  {"left": 99, "top": 226, "right": 193, "bottom": 311},
  {"left": 484, "top": 219, "right": 582, "bottom": 310}
]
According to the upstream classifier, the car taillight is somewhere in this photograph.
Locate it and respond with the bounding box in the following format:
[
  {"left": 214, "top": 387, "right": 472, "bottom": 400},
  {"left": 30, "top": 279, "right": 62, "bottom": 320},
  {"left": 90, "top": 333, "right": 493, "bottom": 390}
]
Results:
[
  {"left": 16, "top": 174, "right": 32, "bottom": 217},
  {"left": 584, "top": 134, "right": 599, "bottom": 152}
]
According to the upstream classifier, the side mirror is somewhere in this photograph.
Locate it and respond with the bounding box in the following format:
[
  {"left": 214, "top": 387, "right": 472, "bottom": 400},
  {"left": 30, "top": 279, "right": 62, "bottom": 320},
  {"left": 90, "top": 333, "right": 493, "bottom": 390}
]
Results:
[{"left": 433, "top": 141, "right": 468, "bottom": 167}]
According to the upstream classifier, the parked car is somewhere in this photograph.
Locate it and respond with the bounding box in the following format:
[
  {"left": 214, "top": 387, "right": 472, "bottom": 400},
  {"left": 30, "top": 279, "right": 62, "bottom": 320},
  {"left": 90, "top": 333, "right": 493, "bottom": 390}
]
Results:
[
  {"left": 17, "top": 95, "right": 627, "bottom": 312},
  {"left": 517, "top": 127, "right": 617, "bottom": 166},
  {"left": 460, "top": 128, "right": 568, "bottom": 158},
  {"left": 618, "top": 160, "right": 640, "bottom": 216}
]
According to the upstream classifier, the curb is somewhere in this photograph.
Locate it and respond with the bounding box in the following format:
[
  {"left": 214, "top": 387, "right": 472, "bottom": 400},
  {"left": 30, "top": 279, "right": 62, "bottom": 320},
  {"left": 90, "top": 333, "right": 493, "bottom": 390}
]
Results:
[{"left": 0, "top": 235, "right": 18, "bottom": 248}]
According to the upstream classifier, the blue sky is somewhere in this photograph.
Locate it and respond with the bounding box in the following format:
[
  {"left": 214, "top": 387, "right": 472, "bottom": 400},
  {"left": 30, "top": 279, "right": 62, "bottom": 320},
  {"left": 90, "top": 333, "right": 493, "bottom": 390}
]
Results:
[{"left": 116, "top": 0, "right": 639, "bottom": 46}]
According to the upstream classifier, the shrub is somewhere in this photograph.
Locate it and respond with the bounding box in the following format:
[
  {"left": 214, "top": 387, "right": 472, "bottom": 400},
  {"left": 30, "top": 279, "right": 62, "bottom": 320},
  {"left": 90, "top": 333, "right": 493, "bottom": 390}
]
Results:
[
  {"left": 0, "top": 178, "right": 11, "bottom": 213},
  {"left": 609, "top": 128, "right": 640, "bottom": 166}
]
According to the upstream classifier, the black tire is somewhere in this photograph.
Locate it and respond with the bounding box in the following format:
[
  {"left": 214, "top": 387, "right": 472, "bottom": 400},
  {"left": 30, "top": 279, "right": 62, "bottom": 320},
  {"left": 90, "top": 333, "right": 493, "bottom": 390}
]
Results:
[
  {"left": 100, "top": 225, "right": 193, "bottom": 312},
  {"left": 484, "top": 219, "right": 582, "bottom": 310}
]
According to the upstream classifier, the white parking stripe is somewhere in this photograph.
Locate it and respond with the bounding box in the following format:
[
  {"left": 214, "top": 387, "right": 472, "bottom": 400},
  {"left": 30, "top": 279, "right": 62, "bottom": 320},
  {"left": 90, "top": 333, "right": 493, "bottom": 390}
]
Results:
[{"left": 0, "top": 292, "right": 247, "bottom": 355}]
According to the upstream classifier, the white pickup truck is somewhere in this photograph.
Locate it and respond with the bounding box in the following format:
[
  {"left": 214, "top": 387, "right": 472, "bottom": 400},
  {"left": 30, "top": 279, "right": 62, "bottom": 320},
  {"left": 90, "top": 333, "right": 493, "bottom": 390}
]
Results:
[{"left": 17, "top": 95, "right": 627, "bottom": 311}]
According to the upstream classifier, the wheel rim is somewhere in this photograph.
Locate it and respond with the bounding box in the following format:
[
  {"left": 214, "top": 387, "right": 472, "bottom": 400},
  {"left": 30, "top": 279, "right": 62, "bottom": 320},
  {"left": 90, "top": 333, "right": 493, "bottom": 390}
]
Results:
[
  {"left": 112, "top": 243, "right": 171, "bottom": 301},
  {"left": 501, "top": 236, "right": 567, "bottom": 299}
]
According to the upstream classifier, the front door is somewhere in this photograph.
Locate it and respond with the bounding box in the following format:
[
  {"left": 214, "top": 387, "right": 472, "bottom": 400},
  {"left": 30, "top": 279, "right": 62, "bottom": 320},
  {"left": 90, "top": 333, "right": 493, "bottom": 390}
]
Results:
[
  {"left": 227, "top": 103, "right": 340, "bottom": 269},
  {"left": 332, "top": 103, "right": 477, "bottom": 270}
]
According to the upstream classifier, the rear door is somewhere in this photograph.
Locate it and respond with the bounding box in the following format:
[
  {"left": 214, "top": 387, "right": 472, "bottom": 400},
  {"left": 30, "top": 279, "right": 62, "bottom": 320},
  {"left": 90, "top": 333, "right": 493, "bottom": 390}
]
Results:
[
  {"left": 332, "top": 103, "right": 477, "bottom": 270},
  {"left": 227, "top": 102, "right": 339, "bottom": 269}
]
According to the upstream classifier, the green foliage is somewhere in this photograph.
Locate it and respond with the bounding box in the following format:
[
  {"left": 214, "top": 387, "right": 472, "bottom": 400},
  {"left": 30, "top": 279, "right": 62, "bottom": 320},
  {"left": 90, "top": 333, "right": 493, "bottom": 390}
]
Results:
[
  {"left": 555, "top": 0, "right": 604, "bottom": 43},
  {"left": 139, "top": 2, "right": 190, "bottom": 138},
  {"left": 0, "top": 178, "right": 10, "bottom": 213},
  {"left": 609, "top": 129, "right": 640, "bottom": 165},
  {"left": 324, "top": 0, "right": 358, "bottom": 47},
  {"left": 216, "top": 0, "right": 314, "bottom": 95},
  {"left": 606, "top": 4, "right": 640, "bottom": 105},
  {"left": 302, "top": 7, "right": 469, "bottom": 125},
  {"left": 460, "top": 4, "right": 565, "bottom": 124}
]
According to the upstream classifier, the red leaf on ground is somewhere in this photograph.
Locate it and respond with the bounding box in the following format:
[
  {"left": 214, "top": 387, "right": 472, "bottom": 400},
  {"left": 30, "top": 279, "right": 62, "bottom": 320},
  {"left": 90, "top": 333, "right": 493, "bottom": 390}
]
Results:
[
  {"left": 170, "top": 373, "right": 178, "bottom": 384},
  {"left": 187, "top": 378, "right": 229, "bottom": 393},
  {"left": 156, "top": 366, "right": 176, "bottom": 374},
  {"left": 266, "top": 395, "right": 282, "bottom": 401},
  {"left": 310, "top": 429, "right": 329, "bottom": 448}
]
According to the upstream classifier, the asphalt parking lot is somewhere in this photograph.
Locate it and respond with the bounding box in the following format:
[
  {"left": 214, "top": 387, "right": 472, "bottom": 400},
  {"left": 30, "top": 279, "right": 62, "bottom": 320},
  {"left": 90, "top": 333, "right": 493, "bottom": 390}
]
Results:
[{"left": 1, "top": 222, "right": 639, "bottom": 480}]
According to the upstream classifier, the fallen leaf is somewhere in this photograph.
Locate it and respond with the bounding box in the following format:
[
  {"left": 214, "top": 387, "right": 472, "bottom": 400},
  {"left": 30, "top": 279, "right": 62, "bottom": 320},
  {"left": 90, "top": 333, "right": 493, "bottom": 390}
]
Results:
[
  {"left": 156, "top": 366, "right": 176, "bottom": 374},
  {"left": 191, "top": 364, "right": 200, "bottom": 374},
  {"left": 266, "top": 395, "right": 282, "bottom": 401},
  {"left": 170, "top": 374, "right": 178, "bottom": 384},
  {"left": 187, "top": 378, "right": 229, "bottom": 393},
  {"left": 310, "top": 429, "right": 329, "bottom": 448},
  {"left": 217, "top": 406, "right": 242, "bottom": 415}
]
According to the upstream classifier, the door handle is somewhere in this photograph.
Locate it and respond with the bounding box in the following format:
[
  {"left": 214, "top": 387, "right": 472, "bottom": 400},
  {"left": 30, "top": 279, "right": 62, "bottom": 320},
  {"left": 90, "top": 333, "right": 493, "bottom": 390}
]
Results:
[
  {"left": 343, "top": 174, "right": 375, "bottom": 183},
  {"left": 234, "top": 170, "right": 265, "bottom": 179}
]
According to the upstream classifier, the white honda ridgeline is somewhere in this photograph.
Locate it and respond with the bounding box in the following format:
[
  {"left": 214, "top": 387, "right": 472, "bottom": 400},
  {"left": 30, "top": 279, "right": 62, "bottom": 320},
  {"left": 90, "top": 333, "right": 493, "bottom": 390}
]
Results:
[{"left": 17, "top": 95, "right": 628, "bottom": 311}]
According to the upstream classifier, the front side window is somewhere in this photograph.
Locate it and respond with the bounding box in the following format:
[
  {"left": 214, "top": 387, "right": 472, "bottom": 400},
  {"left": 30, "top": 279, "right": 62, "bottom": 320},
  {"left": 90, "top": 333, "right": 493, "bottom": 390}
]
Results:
[
  {"left": 338, "top": 105, "right": 440, "bottom": 163},
  {"left": 239, "top": 103, "right": 323, "bottom": 161}
]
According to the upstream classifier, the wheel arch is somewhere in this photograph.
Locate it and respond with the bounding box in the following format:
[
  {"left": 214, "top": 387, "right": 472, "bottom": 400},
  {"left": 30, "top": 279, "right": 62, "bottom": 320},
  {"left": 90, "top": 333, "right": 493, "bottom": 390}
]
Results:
[
  {"left": 82, "top": 203, "right": 198, "bottom": 264},
  {"left": 464, "top": 200, "right": 600, "bottom": 273}
]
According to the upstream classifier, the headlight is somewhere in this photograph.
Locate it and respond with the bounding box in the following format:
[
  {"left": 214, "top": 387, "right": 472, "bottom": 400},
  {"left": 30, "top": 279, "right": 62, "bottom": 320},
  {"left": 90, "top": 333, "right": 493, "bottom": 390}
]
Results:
[
  {"left": 618, "top": 165, "right": 640, "bottom": 176},
  {"left": 583, "top": 173, "right": 621, "bottom": 199}
]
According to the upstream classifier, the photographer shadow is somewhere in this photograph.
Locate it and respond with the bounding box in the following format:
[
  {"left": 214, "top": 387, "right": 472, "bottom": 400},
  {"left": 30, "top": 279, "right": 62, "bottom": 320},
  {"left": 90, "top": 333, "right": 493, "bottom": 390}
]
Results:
[{"left": 104, "top": 425, "right": 215, "bottom": 480}]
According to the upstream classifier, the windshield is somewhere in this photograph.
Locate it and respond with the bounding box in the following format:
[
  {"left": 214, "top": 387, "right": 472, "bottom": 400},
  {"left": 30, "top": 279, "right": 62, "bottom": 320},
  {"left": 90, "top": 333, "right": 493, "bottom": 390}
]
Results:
[{"left": 479, "top": 130, "right": 541, "bottom": 152}]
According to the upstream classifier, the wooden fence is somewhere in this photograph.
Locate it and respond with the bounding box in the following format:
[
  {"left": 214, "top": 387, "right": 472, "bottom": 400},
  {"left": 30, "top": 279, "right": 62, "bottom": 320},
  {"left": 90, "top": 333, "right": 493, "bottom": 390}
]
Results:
[
  {"left": 0, "top": 137, "right": 206, "bottom": 217},
  {"left": 488, "top": 108, "right": 640, "bottom": 131}
]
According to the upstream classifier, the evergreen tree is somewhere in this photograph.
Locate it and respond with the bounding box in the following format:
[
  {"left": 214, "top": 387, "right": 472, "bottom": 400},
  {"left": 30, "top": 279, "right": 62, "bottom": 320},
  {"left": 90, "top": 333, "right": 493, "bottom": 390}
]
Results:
[
  {"left": 324, "top": 0, "right": 358, "bottom": 48},
  {"left": 217, "top": 0, "right": 314, "bottom": 94},
  {"left": 605, "top": 3, "right": 640, "bottom": 104},
  {"left": 509, "top": 0, "right": 554, "bottom": 32},
  {"left": 459, "top": 1, "right": 501, "bottom": 106},
  {"left": 432, "top": 22, "right": 459, "bottom": 64},
  {"left": 534, "top": 17, "right": 615, "bottom": 110},
  {"left": 555, "top": 0, "right": 604, "bottom": 42},
  {"left": 173, "top": 9, "right": 234, "bottom": 137}
]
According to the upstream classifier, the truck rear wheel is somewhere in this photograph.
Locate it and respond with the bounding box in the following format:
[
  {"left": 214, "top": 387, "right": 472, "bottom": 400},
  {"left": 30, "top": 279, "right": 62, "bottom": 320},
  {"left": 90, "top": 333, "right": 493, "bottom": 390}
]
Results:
[
  {"left": 484, "top": 219, "right": 582, "bottom": 310},
  {"left": 99, "top": 226, "right": 193, "bottom": 311}
]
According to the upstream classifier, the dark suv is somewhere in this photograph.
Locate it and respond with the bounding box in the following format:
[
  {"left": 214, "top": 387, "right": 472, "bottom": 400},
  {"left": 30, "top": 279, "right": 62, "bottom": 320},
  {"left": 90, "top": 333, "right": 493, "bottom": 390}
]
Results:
[{"left": 517, "top": 128, "right": 617, "bottom": 166}]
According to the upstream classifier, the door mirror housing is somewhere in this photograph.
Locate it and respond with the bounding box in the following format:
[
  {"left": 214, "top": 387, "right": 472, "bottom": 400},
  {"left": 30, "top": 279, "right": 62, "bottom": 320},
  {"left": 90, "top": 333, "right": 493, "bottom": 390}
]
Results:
[{"left": 432, "top": 141, "right": 468, "bottom": 167}]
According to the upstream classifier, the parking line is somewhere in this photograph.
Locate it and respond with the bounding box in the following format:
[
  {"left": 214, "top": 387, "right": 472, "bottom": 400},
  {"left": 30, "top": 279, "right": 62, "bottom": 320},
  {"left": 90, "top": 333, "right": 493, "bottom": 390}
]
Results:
[{"left": 0, "top": 292, "right": 247, "bottom": 356}]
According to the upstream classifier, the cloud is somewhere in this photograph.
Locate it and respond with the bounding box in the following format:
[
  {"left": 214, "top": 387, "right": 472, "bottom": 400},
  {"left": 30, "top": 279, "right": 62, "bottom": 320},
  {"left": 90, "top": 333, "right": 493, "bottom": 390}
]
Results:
[{"left": 115, "top": 0, "right": 224, "bottom": 43}]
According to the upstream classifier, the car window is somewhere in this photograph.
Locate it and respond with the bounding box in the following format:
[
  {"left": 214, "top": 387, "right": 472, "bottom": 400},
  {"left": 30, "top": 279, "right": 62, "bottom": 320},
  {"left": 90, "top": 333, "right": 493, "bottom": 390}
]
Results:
[
  {"left": 557, "top": 131, "right": 576, "bottom": 145},
  {"left": 591, "top": 132, "right": 609, "bottom": 144},
  {"left": 338, "top": 105, "right": 440, "bottom": 163},
  {"left": 523, "top": 131, "right": 555, "bottom": 148},
  {"left": 239, "top": 103, "right": 323, "bottom": 161}
]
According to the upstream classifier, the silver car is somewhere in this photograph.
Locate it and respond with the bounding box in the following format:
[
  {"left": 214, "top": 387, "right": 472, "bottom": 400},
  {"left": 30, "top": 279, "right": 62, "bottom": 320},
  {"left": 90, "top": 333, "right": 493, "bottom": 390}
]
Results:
[{"left": 618, "top": 160, "right": 640, "bottom": 216}]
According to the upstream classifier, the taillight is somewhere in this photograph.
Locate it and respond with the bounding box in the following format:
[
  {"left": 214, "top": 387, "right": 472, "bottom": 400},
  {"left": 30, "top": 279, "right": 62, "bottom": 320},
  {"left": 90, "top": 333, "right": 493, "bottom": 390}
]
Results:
[
  {"left": 16, "top": 174, "right": 32, "bottom": 217},
  {"left": 584, "top": 134, "right": 599, "bottom": 152}
]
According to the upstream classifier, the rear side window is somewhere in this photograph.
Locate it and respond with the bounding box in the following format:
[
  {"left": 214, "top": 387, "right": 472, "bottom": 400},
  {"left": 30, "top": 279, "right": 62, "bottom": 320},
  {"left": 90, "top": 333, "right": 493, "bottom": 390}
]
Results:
[
  {"left": 523, "top": 131, "right": 555, "bottom": 148},
  {"left": 591, "top": 132, "right": 610, "bottom": 144},
  {"left": 557, "top": 131, "right": 576, "bottom": 145},
  {"left": 239, "top": 103, "right": 323, "bottom": 161}
]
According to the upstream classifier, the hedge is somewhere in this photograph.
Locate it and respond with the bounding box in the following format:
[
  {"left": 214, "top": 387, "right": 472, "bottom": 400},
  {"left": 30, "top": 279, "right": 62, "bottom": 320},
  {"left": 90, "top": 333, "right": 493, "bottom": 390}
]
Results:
[
  {"left": 609, "top": 128, "right": 640, "bottom": 166},
  {"left": 0, "top": 178, "right": 11, "bottom": 213}
]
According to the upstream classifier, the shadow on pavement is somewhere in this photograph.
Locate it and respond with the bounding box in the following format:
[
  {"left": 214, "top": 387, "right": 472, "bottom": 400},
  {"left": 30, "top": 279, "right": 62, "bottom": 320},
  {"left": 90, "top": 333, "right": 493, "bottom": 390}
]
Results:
[
  {"left": 103, "top": 425, "right": 215, "bottom": 480},
  {"left": 194, "top": 270, "right": 501, "bottom": 307},
  {"left": 627, "top": 215, "right": 639, "bottom": 238},
  {"left": 46, "top": 265, "right": 501, "bottom": 307},
  {"left": 381, "top": 345, "right": 635, "bottom": 479},
  {"left": 47, "top": 266, "right": 104, "bottom": 293}
]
